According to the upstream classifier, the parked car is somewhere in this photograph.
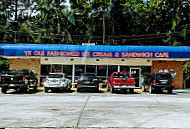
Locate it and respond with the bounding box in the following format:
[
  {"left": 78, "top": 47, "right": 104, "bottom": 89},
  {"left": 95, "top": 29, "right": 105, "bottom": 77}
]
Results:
[
  {"left": 107, "top": 72, "right": 136, "bottom": 93},
  {"left": 0, "top": 69, "right": 38, "bottom": 93},
  {"left": 142, "top": 72, "right": 174, "bottom": 94},
  {"left": 43, "top": 73, "right": 71, "bottom": 92},
  {"left": 77, "top": 73, "right": 99, "bottom": 92}
]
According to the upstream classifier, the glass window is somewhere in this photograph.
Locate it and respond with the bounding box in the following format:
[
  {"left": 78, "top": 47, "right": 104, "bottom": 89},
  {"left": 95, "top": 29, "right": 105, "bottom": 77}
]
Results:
[
  {"left": 113, "top": 72, "right": 129, "bottom": 78},
  {"left": 86, "top": 65, "right": 96, "bottom": 74},
  {"left": 8, "top": 69, "right": 29, "bottom": 75},
  {"left": 75, "top": 65, "right": 85, "bottom": 76},
  {"left": 63, "top": 65, "right": 72, "bottom": 76},
  {"left": 120, "top": 66, "right": 129, "bottom": 72},
  {"left": 141, "top": 66, "right": 151, "bottom": 76},
  {"left": 48, "top": 74, "right": 64, "bottom": 78},
  {"left": 79, "top": 74, "right": 95, "bottom": 80},
  {"left": 41, "top": 65, "right": 51, "bottom": 75},
  {"left": 97, "top": 65, "right": 107, "bottom": 76},
  {"left": 156, "top": 73, "right": 172, "bottom": 79},
  {"left": 108, "top": 65, "right": 118, "bottom": 76},
  {"left": 52, "top": 64, "right": 62, "bottom": 73}
]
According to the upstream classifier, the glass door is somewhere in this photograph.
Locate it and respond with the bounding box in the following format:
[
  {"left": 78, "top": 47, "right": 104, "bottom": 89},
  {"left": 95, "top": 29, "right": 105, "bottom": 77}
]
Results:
[{"left": 130, "top": 67, "right": 141, "bottom": 88}]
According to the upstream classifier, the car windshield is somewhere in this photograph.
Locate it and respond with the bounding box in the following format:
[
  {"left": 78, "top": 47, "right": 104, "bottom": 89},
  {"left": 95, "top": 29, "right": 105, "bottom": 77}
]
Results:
[
  {"left": 156, "top": 73, "right": 172, "bottom": 79},
  {"left": 48, "top": 74, "right": 63, "bottom": 78},
  {"left": 113, "top": 73, "right": 129, "bottom": 78},
  {"left": 8, "top": 70, "right": 29, "bottom": 75},
  {"left": 79, "top": 74, "right": 95, "bottom": 80}
]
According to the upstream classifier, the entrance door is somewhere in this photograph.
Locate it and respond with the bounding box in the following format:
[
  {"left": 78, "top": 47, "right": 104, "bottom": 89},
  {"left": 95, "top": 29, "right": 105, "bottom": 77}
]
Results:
[{"left": 130, "top": 68, "right": 141, "bottom": 88}]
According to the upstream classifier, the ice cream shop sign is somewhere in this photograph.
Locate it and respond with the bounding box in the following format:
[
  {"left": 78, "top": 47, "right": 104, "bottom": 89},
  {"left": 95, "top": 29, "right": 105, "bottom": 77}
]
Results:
[{"left": 24, "top": 50, "right": 169, "bottom": 58}]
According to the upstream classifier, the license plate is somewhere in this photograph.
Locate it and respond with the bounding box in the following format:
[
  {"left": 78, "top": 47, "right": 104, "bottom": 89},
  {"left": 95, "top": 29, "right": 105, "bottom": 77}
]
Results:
[
  {"left": 85, "top": 81, "right": 90, "bottom": 84},
  {"left": 51, "top": 80, "right": 58, "bottom": 83}
]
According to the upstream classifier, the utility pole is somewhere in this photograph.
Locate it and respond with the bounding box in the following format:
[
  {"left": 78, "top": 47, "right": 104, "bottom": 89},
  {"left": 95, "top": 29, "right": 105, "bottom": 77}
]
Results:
[
  {"left": 14, "top": 0, "right": 18, "bottom": 44},
  {"left": 103, "top": 14, "right": 105, "bottom": 45}
]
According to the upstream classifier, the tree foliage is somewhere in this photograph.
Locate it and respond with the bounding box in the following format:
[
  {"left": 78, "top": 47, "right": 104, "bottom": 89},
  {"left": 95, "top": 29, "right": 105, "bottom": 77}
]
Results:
[{"left": 0, "top": 0, "right": 189, "bottom": 45}]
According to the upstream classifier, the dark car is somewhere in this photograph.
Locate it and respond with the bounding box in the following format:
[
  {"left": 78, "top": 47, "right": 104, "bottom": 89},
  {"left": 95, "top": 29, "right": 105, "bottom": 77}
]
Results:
[
  {"left": 77, "top": 73, "right": 99, "bottom": 92},
  {"left": 0, "top": 69, "right": 38, "bottom": 93},
  {"left": 142, "top": 72, "right": 174, "bottom": 94}
]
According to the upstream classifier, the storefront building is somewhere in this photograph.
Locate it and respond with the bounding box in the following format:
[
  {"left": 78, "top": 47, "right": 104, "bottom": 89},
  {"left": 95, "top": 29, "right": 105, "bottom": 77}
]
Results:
[{"left": 0, "top": 44, "right": 190, "bottom": 89}]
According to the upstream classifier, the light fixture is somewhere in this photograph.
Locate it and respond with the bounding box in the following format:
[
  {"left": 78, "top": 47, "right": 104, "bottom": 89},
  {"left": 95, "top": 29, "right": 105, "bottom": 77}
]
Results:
[
  {"left": 70, "top": 59, "right": 74, "bottom": 61},
  {"left": 121, "top": 59, "right": 125, "bottom": 61},
  {"left": 96, "top": 59, "right": 99, "bottom": 61},
  {"left": 147, "top": 59, "right": 150, "bottom": 62},
  {"left": 44, "top": 58, "right": 48, "bottom": 61}
]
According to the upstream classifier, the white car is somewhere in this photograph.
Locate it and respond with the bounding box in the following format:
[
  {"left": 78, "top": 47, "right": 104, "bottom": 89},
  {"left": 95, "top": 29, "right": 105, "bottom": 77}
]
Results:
[{"left": 43, "top": 73, "right": 71, "bottom": 93}]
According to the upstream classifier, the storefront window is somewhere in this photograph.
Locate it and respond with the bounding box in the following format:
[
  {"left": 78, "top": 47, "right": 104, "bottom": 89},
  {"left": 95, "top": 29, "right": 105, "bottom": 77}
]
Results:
[
  {"left": 108, "top": 65, "right": 118, "bottom": 76},
  {"left": 52, "top": 64, "right": 62, "bottom": 73},
  {"left": 86, "top": 65, "right": 96, "bottom": 74},
  {"left": 75, "top": 65, "right": 85, "bottom": 76},
  {"left": 63, "top": 65, "right": 72, "bottom": 77},
  {"left": 41, "top": 65, "right": 51, "bottom": 75},
  {"left": 97, "top": 65, "right": 107, "bottom": 76},
  {"left": 141, "top": 66, "right": 151, "bottom": 76},
  {"left": 40, "top": 65, "right": 51, "bottom": 86},
  {"left": 120, "top": 66, "right": 130, "bottom": 72}
]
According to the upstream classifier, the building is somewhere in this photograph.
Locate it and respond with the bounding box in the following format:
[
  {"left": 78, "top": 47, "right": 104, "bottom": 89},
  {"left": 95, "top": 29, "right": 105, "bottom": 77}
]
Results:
[{"left": 0, "top": 44, "right": 190, "bottom": 89}]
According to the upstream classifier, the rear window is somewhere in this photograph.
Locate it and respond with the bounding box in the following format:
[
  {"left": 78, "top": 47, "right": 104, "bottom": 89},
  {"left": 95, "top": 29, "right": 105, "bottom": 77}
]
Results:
[
  {"left": 8, "top": 70, "right": 29, "bottom": 75},
  {"left": 79, "top": 74, "right": 95, "bottom": 80},
  {"left": 155, "top": 73, "right": 172, "bottom": 79},
  {"left": 48, "top": 74, "right": 64, "bottom": 78},
  {"left": 113, "top": 72, "right": 129, "bottom": 78}
]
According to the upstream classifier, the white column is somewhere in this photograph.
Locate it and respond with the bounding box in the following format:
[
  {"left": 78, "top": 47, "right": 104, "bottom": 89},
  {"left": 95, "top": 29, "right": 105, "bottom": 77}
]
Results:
[
  {"left": 118, "top": 65, "right": 120, "bottom": 72},
  {"left": 72, "top": 65, "right": 75, "bottom": 83}
]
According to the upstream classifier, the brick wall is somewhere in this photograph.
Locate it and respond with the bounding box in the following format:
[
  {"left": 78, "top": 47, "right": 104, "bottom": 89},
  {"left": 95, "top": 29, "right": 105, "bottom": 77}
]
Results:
[
  {"left": 9, "top": 58, "right": 41, "bottom": 86},
  {"left": 152, "top": 61, "right": 183, "bottom": 89}
]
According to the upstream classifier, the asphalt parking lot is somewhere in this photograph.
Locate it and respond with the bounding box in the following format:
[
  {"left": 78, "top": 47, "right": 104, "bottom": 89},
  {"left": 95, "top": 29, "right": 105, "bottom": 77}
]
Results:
[{"left": 1, "top": 89, "right": 190, "bottom": 129}]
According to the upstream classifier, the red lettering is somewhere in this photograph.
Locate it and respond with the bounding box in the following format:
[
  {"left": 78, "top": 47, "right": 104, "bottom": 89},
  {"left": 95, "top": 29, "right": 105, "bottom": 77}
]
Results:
[{"left": 25, "top": 51, "right": 32, "bottom": 56}]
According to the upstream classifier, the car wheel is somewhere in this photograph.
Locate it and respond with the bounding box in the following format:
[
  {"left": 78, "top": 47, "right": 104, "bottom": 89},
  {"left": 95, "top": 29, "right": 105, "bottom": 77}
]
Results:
[
  {"left": 34, "top": 86, "right": 38, "bottom": 91},
  {"left": 95, "top": 87, "right": 99, "bottom": 93},
  {"left": 77, "top": 88, "right": 81, "bottom": 92},
  {"left": 44, "top": 87, "right": 49, "bottom": 93},
  {"left": 168, "top": 88, "right": 173, "bottom": 94},
  {"left": 2, "top": 88, "right": 7, "bottom": 94},
  {"left": 67, "top": 83, "right": 71, "bottom": 92},
  {"left": 129, "top": 88, "right": 134, "bottom": 93},
  {"left": 110, "top": 87, "right": 115, "bottom": 93}
]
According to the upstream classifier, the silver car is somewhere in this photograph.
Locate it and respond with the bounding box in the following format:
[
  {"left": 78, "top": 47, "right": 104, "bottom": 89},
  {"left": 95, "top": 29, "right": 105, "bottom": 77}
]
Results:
[{"left": 43, "top": 73, "right": 71, "bottom": 93}]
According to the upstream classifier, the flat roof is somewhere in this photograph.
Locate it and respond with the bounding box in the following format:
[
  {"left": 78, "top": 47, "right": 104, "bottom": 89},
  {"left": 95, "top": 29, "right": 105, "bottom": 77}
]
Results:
[{"left": 0, "top": 44, "right": 190, "bottom": 58}]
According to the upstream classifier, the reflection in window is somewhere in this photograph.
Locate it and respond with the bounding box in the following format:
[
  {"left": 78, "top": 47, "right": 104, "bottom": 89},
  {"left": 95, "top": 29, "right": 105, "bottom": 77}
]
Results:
[
  {"left": 141, "top": 66, "right": 151, "bottom": 76},
  {"left": 120, "top": 66, "right": 129, "bottom": 72},
  {"left": 86, "top": 65, "right": 96, "bottom": 74},
  {"left": 63, "top": 65, "right": 72, "bottom": 76},
  {"left": 52, "top": 64, "right": 62, "bottom": 73},
  {"left": 108, "top": 65, "right": 118, "bottom": 76},
  {"left": 75, "top": 65, "right": 85, "bottom": 76},
  {"left": 41, "top": 65, "right": 51, "bottom": 75},
  {"left": 97, "top": 65, "right": 107, "bottom": 76}
]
